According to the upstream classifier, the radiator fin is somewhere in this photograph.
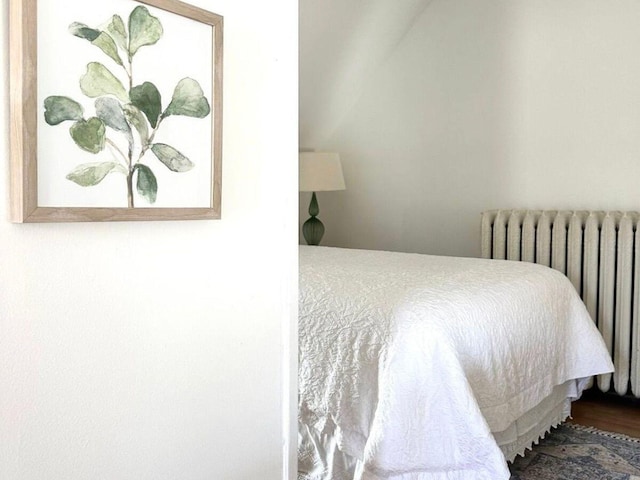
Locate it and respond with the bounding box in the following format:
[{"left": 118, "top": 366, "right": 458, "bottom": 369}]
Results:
[
  {"left": 481, "top": 209, "right": 640, "bottom": 398},
  {"left": 633, "top": 218, "right": 640, "bottom": 397}
]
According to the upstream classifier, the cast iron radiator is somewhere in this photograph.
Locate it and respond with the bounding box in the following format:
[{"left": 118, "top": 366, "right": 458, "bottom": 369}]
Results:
[{"left": 481, "top": 209, "right": 640, "bottom": 398}]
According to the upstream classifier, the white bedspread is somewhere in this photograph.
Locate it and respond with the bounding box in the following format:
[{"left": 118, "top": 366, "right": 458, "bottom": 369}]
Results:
[{"left": 299, "top": 246, "right": 614, "bottom": 480}]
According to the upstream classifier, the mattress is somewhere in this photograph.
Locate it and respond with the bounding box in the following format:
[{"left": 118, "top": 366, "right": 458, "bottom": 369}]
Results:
[{"left": 298, "top": 246, "right": 614, "bottom": 480}]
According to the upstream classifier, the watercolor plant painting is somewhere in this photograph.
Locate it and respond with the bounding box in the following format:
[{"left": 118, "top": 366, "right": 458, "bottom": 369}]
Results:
[{"left": 43, "top": 5, "right": 211, "bottom": 208}]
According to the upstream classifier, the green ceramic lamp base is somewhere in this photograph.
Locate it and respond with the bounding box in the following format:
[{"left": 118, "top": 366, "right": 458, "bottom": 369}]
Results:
[{"left": 302, "top": 192, "right": 325, "bottom": 245}]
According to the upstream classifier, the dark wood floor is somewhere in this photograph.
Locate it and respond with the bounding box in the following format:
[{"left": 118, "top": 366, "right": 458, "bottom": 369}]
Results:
[{"left": 568, "top": 390, "right": 640, "bottom": 438}]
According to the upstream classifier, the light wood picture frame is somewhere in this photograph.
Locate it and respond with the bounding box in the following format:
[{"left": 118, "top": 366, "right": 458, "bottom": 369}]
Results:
[{"left": 10, "top": 0, "right": 223, "bottom": 222}]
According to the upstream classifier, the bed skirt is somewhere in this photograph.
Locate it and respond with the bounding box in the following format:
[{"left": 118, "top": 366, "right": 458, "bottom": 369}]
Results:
[{"left": 298, "top": 380, "right": 580, "bottom": 480}]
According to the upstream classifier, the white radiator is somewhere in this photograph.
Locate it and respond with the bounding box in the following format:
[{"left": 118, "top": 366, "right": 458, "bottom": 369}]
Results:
[{"left": 481, "top": 209, "right": 640, "bottom": 398}]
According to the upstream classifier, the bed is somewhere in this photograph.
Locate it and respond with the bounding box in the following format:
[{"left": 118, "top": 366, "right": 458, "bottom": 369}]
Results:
[{"left": 298, "top": 246, "right": 614, "bottom": 480}]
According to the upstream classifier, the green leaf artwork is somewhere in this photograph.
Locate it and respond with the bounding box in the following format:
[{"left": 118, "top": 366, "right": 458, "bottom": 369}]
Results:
[
  {"left": 151, "top": 143, "right": 194, "bottom": 172},
  {"left": 95, "top": 97, "right": 130, "bottom": 133},
  {"left": 130, "top": 82, "right": 162, "bottom": 128},
  {"left": 43, "top": 5, "right": 211, "bottom": 208},
  {"left": 44, "top": 96, "right": 84, "bottom": 125},
  {"left": 134, "top": 163, "right": 158, "bottom": 203},
  {"left": 69, "top": 23, "right": 123, "bottom": 66},
  {"left": 165, "top": 78, "right": 211, "bottom": 118},
  {"left": 123, "top": 104, "right": 149, "bottom": 147},
  {"left": 80, "top": 62, "right": 129, "bottom": 103},
  {"left": 66, "top": 161, "right": 127, "bottom": 186},
  {"left": 70, "top": 117, "right": 106, "bottom": 154},
  {"left": 128, "top": 6, "right": 163, "bottom": 56},
  {"left": 105, "top": 15, "right": 128, "bottom": 52}
]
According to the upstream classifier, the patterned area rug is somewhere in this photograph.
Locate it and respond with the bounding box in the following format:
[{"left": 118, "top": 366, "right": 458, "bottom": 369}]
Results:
[{"left": 510, "top": 423, "right": 640, "bottom": 479}]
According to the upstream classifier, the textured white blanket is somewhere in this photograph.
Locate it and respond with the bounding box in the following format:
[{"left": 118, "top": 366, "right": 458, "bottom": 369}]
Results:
[{"left": 299, "top": 246, "right": 614, "bottom": 480}]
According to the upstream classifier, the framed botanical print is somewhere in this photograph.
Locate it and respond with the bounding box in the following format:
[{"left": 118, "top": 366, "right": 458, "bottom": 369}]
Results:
[{"left": 10, "top": 0, "right": 223, "bottom": 222}]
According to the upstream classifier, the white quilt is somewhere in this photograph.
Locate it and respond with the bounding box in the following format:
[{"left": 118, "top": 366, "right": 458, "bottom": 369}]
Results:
[{"left": 299, "top": 246, "right": 614, "bottom": 480}]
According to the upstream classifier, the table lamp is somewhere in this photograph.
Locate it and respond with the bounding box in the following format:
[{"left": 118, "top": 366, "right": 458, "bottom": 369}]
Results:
[{"left": 299, "top": 152, "right": 345, "bottom": 245}]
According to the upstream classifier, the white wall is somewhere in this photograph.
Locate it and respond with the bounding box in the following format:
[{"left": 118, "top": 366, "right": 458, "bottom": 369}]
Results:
[
  {"left": 0, "top": 1, "right": 298, "bottom": 479},
  {"left": 299, "top": 0, "right": 434, "bottom": 147},
  {"left": 300, "top": 0, "right": 640, "bottom": 257}
]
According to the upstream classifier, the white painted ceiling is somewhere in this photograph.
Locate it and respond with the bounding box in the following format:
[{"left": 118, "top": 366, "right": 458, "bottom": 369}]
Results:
[{"left": 299, "top": 0, "right": 435, "bottom": 147}]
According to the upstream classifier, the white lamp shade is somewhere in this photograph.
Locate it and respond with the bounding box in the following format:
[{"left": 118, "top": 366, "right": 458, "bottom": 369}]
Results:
[{"left": 299, "top": 152, "right": 346, "bottom": 192}]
